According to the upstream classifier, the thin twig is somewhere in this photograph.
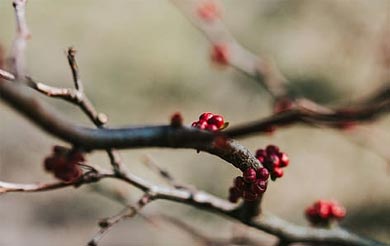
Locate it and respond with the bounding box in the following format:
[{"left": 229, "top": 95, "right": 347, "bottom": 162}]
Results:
[
  {"left": 141, "top": 155, "right": 177, "bottom": 186},
  {"left": 10, "top": 0, "right": 30, "bottom": 79},
  {"left": 87, "top": 194, "right": 153, "bottom": 246},
  {"left": 170, "top": 0, "right": 288, "bottom": 100}
]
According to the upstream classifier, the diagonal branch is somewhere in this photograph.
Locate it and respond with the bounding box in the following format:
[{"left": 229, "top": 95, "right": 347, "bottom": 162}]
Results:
[
  {"left": 88, "top": 194, "right": 153, "bottom": 246},
  {"left": 171, "top": 0, "right": 288, "bottom": 99}
]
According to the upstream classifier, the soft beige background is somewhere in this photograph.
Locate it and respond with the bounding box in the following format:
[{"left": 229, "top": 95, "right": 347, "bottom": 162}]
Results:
[{"left": 0, "top": 0, "right": 389, "bottom": 245}]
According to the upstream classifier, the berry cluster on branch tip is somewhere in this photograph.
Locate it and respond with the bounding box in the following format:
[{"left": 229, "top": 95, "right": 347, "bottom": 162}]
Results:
[
  {"left": 305, "top": 200, "right": 346, "bottom": 227},
  {"left": 192, "top": 112, "right": 226, "bottom": 132},
  {"left": 44, "top": 146, "right": 84, "bottom": 182},
  {"left": 228, "top": 167, "right": 270, "bottom": 202},
  {"left": 256, "top": 145, "right": 289, "bottom": 180}
]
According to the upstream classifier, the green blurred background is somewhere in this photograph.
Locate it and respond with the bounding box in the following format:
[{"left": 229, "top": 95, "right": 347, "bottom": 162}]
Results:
[{"left": 0, "top": 0, "right": 389, "bottom": 245}]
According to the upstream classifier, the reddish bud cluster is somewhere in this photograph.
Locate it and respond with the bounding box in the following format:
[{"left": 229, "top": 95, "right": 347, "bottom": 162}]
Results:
[
  {"left": 197, "top": 0, "right": 220, "bottom": 22},
  {"left": 228, "top": 167, "right": 270, "bottom": 203},
  {"left": 192, "top": 112, "right": 225, "bottom": 132},
  {"left": 255, "top": 145, "right": 289, "bottom": 181},
  {"left": 44, "top": 146, "right": 84, "bottom": 182},
  {"left": 211, "top": 43, "right": 229, "bottom": 65},
  {"left": 305, "top": 200, "right": 346, "bottom": 226}
]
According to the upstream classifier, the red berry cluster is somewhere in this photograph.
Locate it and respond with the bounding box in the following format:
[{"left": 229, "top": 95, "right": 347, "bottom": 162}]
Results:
[
  {"left": 305, "top": 200, "right": 346, "bottom": 226},
  {"left": 228, "top": 167, "right": 270, "bottom": 202},
  {"left": 255, "top": 145, "right": 289, "bottom": 181},
  {"left": 192, "top": 112, "right": 225, "bottom": 132},
  {"left": 44, "top": 146, "right": 84, "bottom": 182}
]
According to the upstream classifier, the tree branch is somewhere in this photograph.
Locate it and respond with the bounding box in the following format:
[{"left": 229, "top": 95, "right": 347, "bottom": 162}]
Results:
[{"left": 10, "top": 0, "right": 30, "bottom": 79}]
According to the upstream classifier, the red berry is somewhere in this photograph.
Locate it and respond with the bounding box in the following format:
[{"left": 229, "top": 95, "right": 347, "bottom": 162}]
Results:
[
  {"left": 208, "top": 115, "right": 224, "bottom": 128},
  {"left": 266, "top": 145, "right": 280, "bottom": 154},
  {"left": 257, "top": 156, "right": 264, "bottom": 163},
  {"left": 191, "top": 122, "right": 198, "bottom": 127},
  {"left": 199, "top": 112, "right": 214, "bottom": 121},
  {"left": 234, "top": 176, "right": 245, "bottom": 190},
  {"left": 44, "top": 157, "right": 55, "bottom": 171},
  {"left": 331, "top": 203, "right": 346, "bottom": 219},
  {"left": 269, "top": 154, "right": 281, "bottom": 167},
  {"left": 228, "top": 187, "right": 241, "bottom": 203},
  {"left": 278, "top": 152, "right": 289, "bottom": 167},
  {"left": 251, "top": 180, "right": 267, "bottom": 194},
  {"left": 211, "top": 43, "right": 229, "bottom": 65},
  {"left": 229, "top": 194, "right": 239, "bottom": 203},
  {"left": 170, "top": 112, "right": 183, "bottom": 127},
  {"left": 257, "top": 167, "right": 270, "bottom": 181},
  {"left": 255, "top": 149, "right": 266, "bottom": 158},
  {"left": 315, "top": 201, "right": 331, "bottom": 219},
  {"left": 243, "top": 168, "right": 257, "bottom": 183},
  {"left": 206, "top": 124, "right": 219, "bottom": 132},
  {"left": 198, "top": 121, "right": 208, "bottom": 130},
  {"left": 273, "top": 167, "right": 284, "bottom": 178}
]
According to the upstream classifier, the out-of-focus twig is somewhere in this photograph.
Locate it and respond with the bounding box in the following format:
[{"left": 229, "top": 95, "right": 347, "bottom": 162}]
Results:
[
  {"left": 88, "top": 194, "right": 153, "bottom": 246},
  {"left": 10, "top": 0, "right": 30, "bottom": 79},
  {"left": 170, "top": 0, "right": 288, "bottom": 100}
]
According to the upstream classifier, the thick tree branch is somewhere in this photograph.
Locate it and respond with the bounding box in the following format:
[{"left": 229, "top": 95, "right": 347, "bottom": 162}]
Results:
[{"left": 0, "top": 78, "right": 262, "bottom": 171}]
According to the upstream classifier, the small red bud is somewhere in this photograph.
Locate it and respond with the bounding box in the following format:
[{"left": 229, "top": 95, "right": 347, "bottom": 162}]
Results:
[
  {"left": 199, "top": 112, "right": 214, "bottom": 121},
  {"left": 206, "top": 124, "right": 219, "bottom": 132},
  {"left": 273, "top": 167, "right": 284, "bottom": 178},
  {"left": 198, "top": 121, "right": 208, "bottom": 130},
  {"left": 278, "top": 152, "right": 289, "bottom": 167},
  {"left": 211, "top": 43, "right": 229, "bottom": 65},
  {"left": 257, "top": 167, "right": 270, "bottom": 181},
  {"left": 269, "top": 154, "right": 280, "bottom": 167},
  {"left": 266, "top": 145, "right": 280, "bottom": 154},
  {"left": 251, "top": 180, "right": 267, "bottom": 194},
  {"left": 255, "top": 149, "right": 266, "bottom": 158},
  {"left": 208, "top": 115, "right": 224, "bottom": 128},
  {"left": 331, "top": 203, "right": 346, "bottom": 219},
  {"left": 234, "top": 176, "right": 245, "bottom": 190},
  {"left": 228, "top": 187, "right": 242, "bottom": 203},
  {"left": 243, "top": 168, "right": 257, "bottom": 183},
  {"left": 170, "top": 112, "right": 183, "bottom": 127}
]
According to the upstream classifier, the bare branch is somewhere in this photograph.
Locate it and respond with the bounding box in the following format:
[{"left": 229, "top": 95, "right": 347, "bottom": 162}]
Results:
[
  {"left": 170, "top": 0, "right": 288, "bottom": 100},
  {"left": 88, "top": 194, "right": 153, "bottom": 246},
  {"left": 141, "top": 155, "right": 179, "bottom": 186},
  {"left": 10, "top": 0, "right": 30, "bottom": 79},
  {"left": 66, "top": 47, "right": 83, "bottom": 92}
]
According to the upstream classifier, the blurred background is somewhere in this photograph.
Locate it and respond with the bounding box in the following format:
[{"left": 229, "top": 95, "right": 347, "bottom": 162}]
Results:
[{"left": 0, "top": 0, "right": 389, "bottom": 245}]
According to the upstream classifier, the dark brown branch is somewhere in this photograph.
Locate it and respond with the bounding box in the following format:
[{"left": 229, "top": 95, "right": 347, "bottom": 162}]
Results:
[
  {"left": 225, "top": 90, "right": 390, "bottom": 138},
  {"left": 0, "top": 78, "right": 261, "bottom": 171}
]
